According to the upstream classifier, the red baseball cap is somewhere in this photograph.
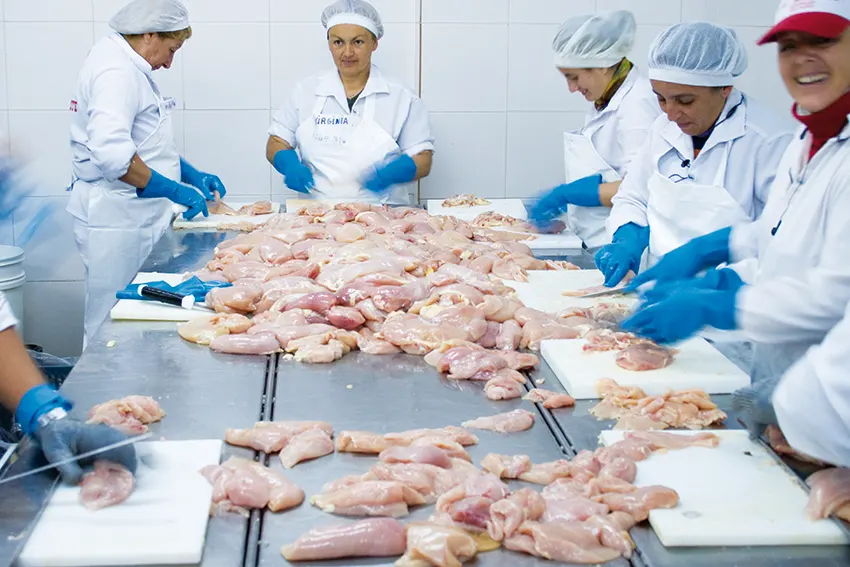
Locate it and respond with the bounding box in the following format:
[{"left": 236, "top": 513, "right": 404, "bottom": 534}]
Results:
[{"left": 758, "top": 0, "right": 850, "bottom": 45}]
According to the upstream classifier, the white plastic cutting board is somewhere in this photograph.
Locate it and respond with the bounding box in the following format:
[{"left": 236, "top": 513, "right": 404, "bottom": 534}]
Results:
[
  {"left": 426, "top": 198, "right": 528, "bottom": 221},
  {"left": 18, "top": 439, "right": 223, "bottom": 567},
  {"left": 173, "top": 201, "right": 280, "bottom": 230},
  {"left": 599, "top": 430, "right": 849, "bottom": 547},
  {"left": 541, "top": 336, "right": 749, "bottom": 399},
  {"left": 110, "top": 273, "right": 211, "bottom": 322},
  {"left": 504, "top": 270, "right": 638, "bottom": 314}
]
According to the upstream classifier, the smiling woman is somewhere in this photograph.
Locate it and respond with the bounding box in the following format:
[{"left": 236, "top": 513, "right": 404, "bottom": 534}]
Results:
[{"left": 265, "top": 0, "right": 435, "bottom": 206}]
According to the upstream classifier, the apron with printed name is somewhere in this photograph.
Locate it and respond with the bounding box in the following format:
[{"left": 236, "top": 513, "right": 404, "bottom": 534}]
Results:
[
  {"left": 563, "top": 125, "right": 621, "bottom": 251},
  {"left": 71, "top": 87, "right": 180, "bottom": 347},
  {"left": 296, "top": 94, "right": 409, "bottom": 205}
]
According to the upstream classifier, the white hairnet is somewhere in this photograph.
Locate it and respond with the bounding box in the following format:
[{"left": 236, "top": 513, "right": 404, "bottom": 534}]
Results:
[
  {"left": 109, "top": 0, "right": 189, "bottom": 34},
  {"left": 648, "top": 22, "right": 748, "bottom": 87},
  {"left": 322, "top": 0, "right": 384, "bottom": 40},
  {"left": 553, "top": 10, "right": 636, "bottom": 69}
]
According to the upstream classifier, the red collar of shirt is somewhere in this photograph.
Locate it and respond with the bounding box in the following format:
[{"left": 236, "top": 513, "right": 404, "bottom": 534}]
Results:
[{"left": 793, "top": 90, "right": 850, "bottom": 159}]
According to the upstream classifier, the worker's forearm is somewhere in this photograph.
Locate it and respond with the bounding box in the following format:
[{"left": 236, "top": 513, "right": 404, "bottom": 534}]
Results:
[
  {"left": 266, "top": 136, "right": 292, "bottom": 164},
  {"left": 599, "top": 180, "right": 621, "bottom": 208},
  {"left": 119, "top": 153, "right": 153, "bottom": 189},
  {"left": 412, "top": 151, "right": 433, "bottom": 181},
  {"left": 0, "top": 327, "right": 46, "bottom": 413}
]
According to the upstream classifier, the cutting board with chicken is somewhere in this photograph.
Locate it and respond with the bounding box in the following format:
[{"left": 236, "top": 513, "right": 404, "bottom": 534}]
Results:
[
  {"left": 541, "top": 336, "right": 749, "bottom": 399},
  {"left": 426, "top": 197, "right": 528, "bottom": 221},
  {"left": 173, "top": 201, "right": 281, "bottom": 230},
  {"left": 110, "top": 273, "right": 208, "bottom": 322},
  {"left": 599, "top": 430, "right": 849, "bottom": 547},
  {"left": 504, "top": 270, "right": 638, "bottom": 314},
  {"left": 285, "top": 198, "right": 353, "bottom": 212},
  {"left": 17, "top": 439, "right": 223, "bottom": 567}
]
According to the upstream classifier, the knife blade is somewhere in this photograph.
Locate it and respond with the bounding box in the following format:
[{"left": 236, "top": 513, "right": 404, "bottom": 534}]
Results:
[
  {"left": 0, "top": 432, "right": 151, "bottom": 485},
  {"left": 577, "top": 287, "right": 631, "bottom": 299}
]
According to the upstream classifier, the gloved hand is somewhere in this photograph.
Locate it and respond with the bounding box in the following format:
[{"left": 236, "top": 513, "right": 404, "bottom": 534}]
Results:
[
  {"left": 625, "top": 227, "right": 732, "bottom": 291},
  {"left": 529, "top": 174, "right": 602, "bottom": 230},
  {"left": 138, "top": 169, "right": 208, "bottom": 220},
  {"left": 179, "top": 158, "right": 225, "bottom": 200},
  {"left": 363, "top": 154, "right": 417, "bottom": 194},
  {"left": 620, "top": 287, "right": 738, "bottom": 344},
  {"left": 640, "top": 268, "right": 744, "bottom": 306},
  {"left": 16, "top": 384, "right": 137, "bottom": 485},
  {"left": 594, "top": 222, "right": 649, "bottom": 287},
  {"left": 731, "top": 376, "right": 780, "bottom": 440},
  {"left": 273, "top": 149, "right": 314, "bottom": 194},
  {"left": 116, "top": 276, "right": 231, "bottom": 301}
]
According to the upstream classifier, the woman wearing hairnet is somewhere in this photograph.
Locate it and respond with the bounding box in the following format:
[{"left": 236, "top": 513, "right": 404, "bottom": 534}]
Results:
[
  {"left": 594, "top": 22, "right": 793, "bottom": 288},
  {"left": 67, "top": 0, "right": 225, "bottom": 347},
  {"left": 266, "top": 0, "right": 434, "bottom": 205},
  {"left": 618, "top": 0, "right": 850, "bottom": 443},
  {"left": 529, "top": 11, "right": 661, "bottom": 253}
]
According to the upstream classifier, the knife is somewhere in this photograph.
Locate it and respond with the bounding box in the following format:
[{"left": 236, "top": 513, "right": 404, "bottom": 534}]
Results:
[
  {"left": 138, "top": 286, "right": 215, "bottom": 312},
  {"left": 577, "top": 286, "right": 632, "bottom": 299},
  {"left": 0, "top": 432, "right": 152, "bottom": 485}
]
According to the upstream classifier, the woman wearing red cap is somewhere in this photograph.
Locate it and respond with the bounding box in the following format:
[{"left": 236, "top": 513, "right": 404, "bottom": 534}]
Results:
[{"left": 619, "top": 0, "right": 850, "bottom": 442}]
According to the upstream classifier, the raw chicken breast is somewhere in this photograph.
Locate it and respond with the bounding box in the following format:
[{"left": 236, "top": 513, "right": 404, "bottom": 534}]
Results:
[
  {"left": 806, "top": 467, "right": 850, "bottom": 521},
  {"left": 379, "top": 445, "right": 453, "bottom": 469},
  {"left": 543, "top": 495, "right": 609, "bottom": 522},
  {"left": 595, "top": 485, "right": 680, "bottom": 521},
  {"left": 523, "top": 388, "right": 575, "bottom": 409},
  {"left": 624, "top": 430, "right": 720, "bottom": 451},
  {"left": 487, "top": 488, "right": 545, "bottom": 541},
  {"left": 281, "top": 518, "right": 407, "bottom": 561},
  {"left": 209, "top": 332, "right": 280, "bottom": 355},
  {"left": 87, "top": 395, "right": 165, "bottom": 436},
  {"left": 225, "top": 421, "right": 334, "bottom": 453},
  {"left": 461, "top": 409, "right": 535, "bottom": 433},
  {"left": 177, "top": 313, "right": 252, "bottom": 345},
  {"left": 336, "top": 430, "right": 389, "bottom": 454},
  {"left": 363, "top": 462, "right": 444, "bottom": 503},
  {"left": 279, "top": 429, "right": 335, "bottom": 468},
  {"left": 201, "top": 457, "right": 304, "bottom": 513},
  {"left": 480, "top": 453, "right": 532, "bottom": 479},
  {"left": 79, "top": 461, "right": 135, "bottom": 511},
  {"left": 518, "top": 460, "right": 572, "bottom": 485},
  {"left": 395, "top": 522, "right": 478, "bottom": 567},
  {"left": 615, "top": 343, "right": 676, "bottom": 371},
  {"left": 508, "top": 520, "right": 622, "bottom": 564},
  {"left": 483, "top": 374, "right": 525, "bottom": 401},
  {"left": 310, "top": 480, "right": 426, "bottom": 517},
  {"left": 384, "top": 426, "right": 479, "bottom": 447}
]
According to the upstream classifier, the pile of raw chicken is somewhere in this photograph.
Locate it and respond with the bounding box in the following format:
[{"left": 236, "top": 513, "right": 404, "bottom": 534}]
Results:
[{"left": 176, "top": 203, "right": 670, "bottom": 383}]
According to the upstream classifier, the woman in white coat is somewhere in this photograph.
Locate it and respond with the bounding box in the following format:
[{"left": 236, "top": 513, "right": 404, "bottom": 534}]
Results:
[
  {"left": 67, "top": 0, "right": 226, "bottom": 347},
  {"left": 529, "top": 11, "right": 661, "bottom": 252},
  {"left": 621, "top": 0, "right": 850, "bottom": 418},
  {"left": 266, "top": 0, "right": 434, "bottom": 205},
  {"left": 594, "top": 22, "right": 794, "bottom": 287}
]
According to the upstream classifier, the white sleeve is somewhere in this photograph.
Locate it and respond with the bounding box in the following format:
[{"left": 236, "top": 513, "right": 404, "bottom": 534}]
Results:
[
  {"left": 773, "top": 301, "right": 850, "bottom": 468},
  {"left": 727, "top": 258, "right": 758, "bottom": 284},
  {"left": 729, "top": 219, "right": 762, "bottom": 262},
  {"left": 87, "top": 68, "right": 141, "bottom": 182},
  {"left": 397, "top": 95, "right": 435, "bottom": 157},
  {"left": 606, "top": 136, "right": 653, "bottom": 236},
  {"left": 616, "top": 94, "right": 660, "bottom": 178},
  {"left": 753, "top": 131, "right": 794, "bottom": 213},
  {"left": 0, "top": 292, "right": 17, "bottom": 333},
  {"left": 269, "top": 84, "right": 302, "bottom": 148},
  {"left": 736, "top": 182, "right": 850, "bottom": 344}
]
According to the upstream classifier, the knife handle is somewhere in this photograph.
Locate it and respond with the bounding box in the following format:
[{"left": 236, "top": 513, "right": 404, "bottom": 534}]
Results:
[{"left": 139, "top": 286, "right": 195, "bottom": 309}]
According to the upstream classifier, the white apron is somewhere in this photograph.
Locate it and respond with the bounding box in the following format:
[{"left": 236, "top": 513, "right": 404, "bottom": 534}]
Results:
[
  {"left": 296, "top": 94, "right": 409, "bottom": 205},
  {"left": 71, "top": 91, "right": 179, "bottom": 348},
  {"left": 563, "top": 129, "right": 621, "bottom": 251},
  {"left": 645, "top": 143, "right": 749, "bottom": 266}
]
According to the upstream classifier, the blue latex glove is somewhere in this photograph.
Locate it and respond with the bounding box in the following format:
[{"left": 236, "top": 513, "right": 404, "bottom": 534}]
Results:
[
  {"left": 115, "top": 276, "right": 231, "bottom": 301},
  {"left": 273, "top": 149, "right": 314, "bottom": 194},
  {"left": 640, "top": 268, "right": 744, "bottom": 306},
  {"left": 625, "top": 227, "right": 732, "bottom": 292},
  {"left": 594, "top": 222, "right": 649, "bottom": 287},
  {"left": 16, "top": 385, "right": 137, "bottom": 485},
  {"left": 363, "top": 154, "right": 417, "bottom": 194},
  {"left": 621, "top": 287, "right": 738, "bottom": 344},
  {"left": 731, "top": 376, "right": 780, "bottom": 440},
  {"left": 138, "top": 169, "right": 208, "bottom": 220},
  {"left": 180, "top": 158, "right": 225, "bottom": 200},
  {"left": 529, "top": 174, "right": 602, "bottom": 230}
]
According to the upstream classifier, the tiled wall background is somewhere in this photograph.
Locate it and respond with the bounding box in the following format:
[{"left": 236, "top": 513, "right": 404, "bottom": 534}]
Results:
[{"left": 0, "top": 0, "right": 788, "bottom": 356}]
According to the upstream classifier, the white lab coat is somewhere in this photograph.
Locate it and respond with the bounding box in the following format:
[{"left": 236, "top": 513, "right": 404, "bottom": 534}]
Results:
[
  {"left": 269, "top": 65, "right": 434, "bottom": 204},
  {"left": 607, "top": 90, "right": 794, "bottom": 252},
  {"left": 564, "top": 68, "right": 661, "bottom": 250},
  {"left": 0, "top": 292, "right": 16, "bottom": 333},
  {"left": 67, "top": 33, "right": 181, "bottom": 346},
  {"left": 729, "top": 117, "right": 850, "bottom": 385},
  {"left": 773, "top": 299, "right": 850, "bottom": 468}
]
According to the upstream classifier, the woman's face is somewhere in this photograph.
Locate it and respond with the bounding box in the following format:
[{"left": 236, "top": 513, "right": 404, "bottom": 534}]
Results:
[
  {"left": 328, "top": 24, "right": 378, "bottom": 78},
  {"left": 777, "top": 29, "right": 850, "bottom": 113},
  {"left": 558, "top": 67, "right": 613, "bottom": 102},
  {"left": 142, "top": 34, "right": 183, "bottom": 70},
  {"left": 651, "top": 81, "right": 732, "bottom": 137}
]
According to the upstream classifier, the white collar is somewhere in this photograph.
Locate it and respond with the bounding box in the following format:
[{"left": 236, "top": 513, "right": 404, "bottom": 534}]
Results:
[
  {"left": 109, "top": 32, "right": 153, "bottom": 77},
  {"left": 315, "top": 64, "right": 389, "bottom": 111}
]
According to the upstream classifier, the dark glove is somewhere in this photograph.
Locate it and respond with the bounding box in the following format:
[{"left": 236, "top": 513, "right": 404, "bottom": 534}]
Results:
[
  {"left": 731, "top": 377, "right": 780, "bottom": 440},
  {"left": 625, "top": 227, "right": 732, "bottom": 291},
  {"left": 180, "top": 157, "right": 226, "bottom": 200},
  {"left": 16, "top": 384, "right": 137, "bottom": 485},
  {"left": 273, "top": 149, "right": 314, "bottom": 193},
  {"left": 138, "top": 169, "right": 209, "bottom": 220},
  {"left": 594, "top": 222, "right": 649, "bottom": 287}
]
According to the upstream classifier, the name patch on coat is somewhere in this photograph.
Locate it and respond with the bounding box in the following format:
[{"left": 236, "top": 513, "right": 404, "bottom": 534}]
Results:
[{"left": 314, "top": 115, "right": 349, "bottom": 126}]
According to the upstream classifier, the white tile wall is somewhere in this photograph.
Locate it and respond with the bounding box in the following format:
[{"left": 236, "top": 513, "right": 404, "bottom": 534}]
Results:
[{"left": 0, "top": 0, "right": 789, "bottom": 356}]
